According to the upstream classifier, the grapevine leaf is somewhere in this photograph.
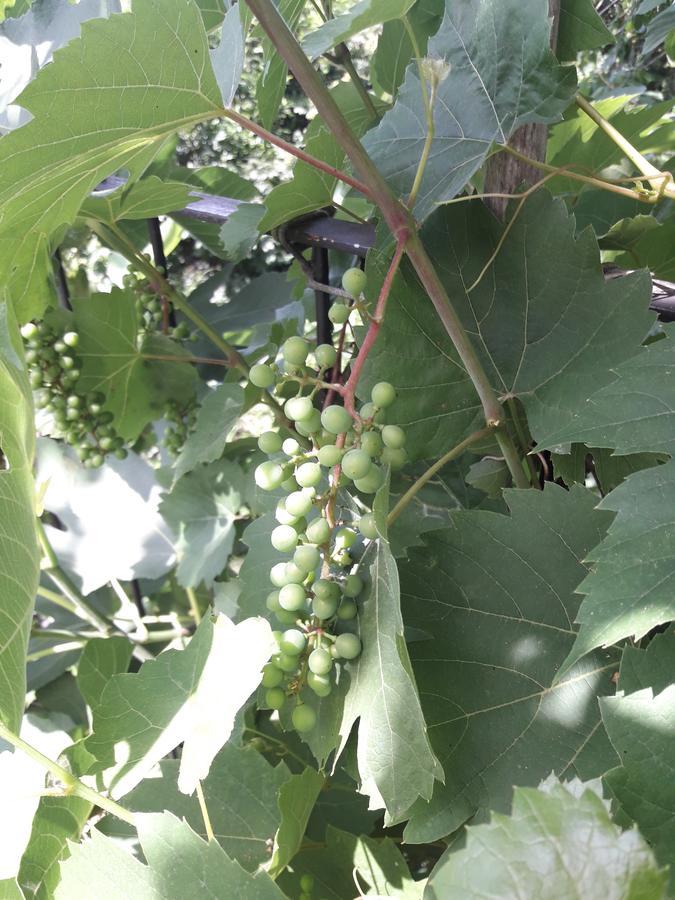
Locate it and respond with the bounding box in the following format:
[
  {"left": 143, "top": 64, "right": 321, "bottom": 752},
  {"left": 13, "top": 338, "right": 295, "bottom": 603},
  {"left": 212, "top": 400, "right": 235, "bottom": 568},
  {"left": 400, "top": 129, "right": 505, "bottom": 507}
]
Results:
[
  {"left": 602, "top": 682, "right": 675, "bottom": 892},
  {"left": 266, "top": 767, "right": 324, "bottom": 878},
  {"left": 84, "top": 614, "right": 276, "bottom": 799},
  {"left": 256, "top": 0, "right": 305, "bottom": 129},
  {"left": 606, "top": 217, "right": 675, "bottom": 282},
  {"left": 618, "top": 628, "right": 675, "bottom": 695},
  {"left": 561, "top": 459, "right": 675, "bottom": 674},
  {"left": 72, "top": 289, "right": 197, "bottom": 442},
  {"left": 209, "top": 4, "right": 244, "bottom": 108},
  {"left": 363, "top": 191, "right": 652, "bottom": 461},
  {"left": 76, "top": 636, "right": 133, "bottom": 710},
  {"left": 194, "top": 0, "right": 226, "bottom": 32},
  {"left": 335, "top": 535, "right": 443, "bottom": 824},
  {"left": 642, "top": 2, "right": 675, "bottom": 56},
  {"left": 79, "top": 177, "right": 192, "bottom": 225},
  {"left": 363, "top": 0, "right": 576, "bottom": 220},
  {"left": 37, "top": 440, "right": 175, "bottom": 595},
  {"left": 98, "top": 744, "right": 293, "bottom": 872},
  {"left": 425, "top": 777, "right": 667, "bottom": 899},
  {"left": 551, "top": 444, "right": 664, "bottom": 494},
  {"left": 173, "top": 383, "right": 244, "bottom": 480},
  {"left": 302, "top": 0, "right": 415, "bottom": 60},
  {"left": 160, "top": 460, "right": 246, "bottom": 589},
  {"left": 278, "top": 825, "right": 423, "bottom": 899},
  {"left": 0, "top": 880, "right": 22, "bottom": 899},
  {"left": 0, "top": 304, "right": 38, "bottom": 733},
  {"left": 57, "top": 813, "right": 286, "bottom": 899},
  {"left": 400, "top": 485, "right": 619, "bottom": 842},
  {"left": 371, "top": 0, "right": 444, "bottom": 97},
  {"left": 219, "top": 203, "right": 266, "bottom": 262},
  {"left": 557, "top": 0, "right": 613, "bottom": 60},
  {"left": 0, "top": 0, "right": 224, "bottom": 321}
]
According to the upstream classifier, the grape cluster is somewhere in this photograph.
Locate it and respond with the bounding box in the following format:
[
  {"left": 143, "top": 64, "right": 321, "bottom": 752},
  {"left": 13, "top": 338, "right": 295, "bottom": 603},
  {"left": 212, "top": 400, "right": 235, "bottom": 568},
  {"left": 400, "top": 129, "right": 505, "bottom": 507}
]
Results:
[
  {"left": 164, "top": 397, "right": 199, "bottom": 456},
  {"left": 249, "top": 293, "right": 408, "bottom": 733},
  {"left": 21, "top": 320, "right": 127, "bottom": 467},
  {"left": 123, "top": 271, "right": 195, "bottom": 343}
]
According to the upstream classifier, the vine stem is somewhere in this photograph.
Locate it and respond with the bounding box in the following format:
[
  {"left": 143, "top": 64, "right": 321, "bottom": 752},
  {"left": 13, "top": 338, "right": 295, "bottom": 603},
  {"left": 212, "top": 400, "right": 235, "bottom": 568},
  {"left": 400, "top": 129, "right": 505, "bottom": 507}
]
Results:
[
  {"left": 387, "top": 427, "right": 494, "bottom": 525},
  {"left": 244, "top": 0, "right": 530, "bottom": 490},
  {"left": 334, "top": 43, "right": 380, "bottom": 125},
  {"left": 196, "top": 781, "right": 215, "bottom": 841},
  {"left": 0, "top": 720, "right": 135, "bottom": 825}
]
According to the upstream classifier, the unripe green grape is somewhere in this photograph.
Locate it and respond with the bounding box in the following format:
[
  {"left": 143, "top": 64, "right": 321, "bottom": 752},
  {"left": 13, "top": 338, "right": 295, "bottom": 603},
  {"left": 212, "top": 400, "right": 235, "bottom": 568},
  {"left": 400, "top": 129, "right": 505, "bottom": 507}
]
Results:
[
  {"left": 282, "top": 438, "right": 301, "bottom": 457},
  {"left": 255, "top": 461, "right": 285, "bottom": 491},
  {"left": 307, "top": 672, "right": 332, "bottom": 697},
  {"left": 98, "top": 411, "right": 114, "bottom": 425},
  {"left": 318, "top": 444, "right": 343, "bottom": 467},
  {"left": 275, "top": 500, "right": 299, "bottom": 526},
  {"left": 359, "top": 401, "right": 385, "bottom": 424},
  {"left": 295, "top": 408, "right": 321, "bottom": 435},
  {"left": 271, "top": 524, "right": 299, "bottom": 553},
  {"left": 357, "top": 514, "right": 378, "bottom": 539},
  {"left": 282, "top": 476, "right": 299, "bottom": 494},
  {"left": 315, "top": 343, "right": 337, "bottom": 369},
  {"left": 89, "top": 453, "right": 104, "bottom": 468},
  {"left": 265, "top": 687, "right": 286, "bottom": 710},
  {"left": 63, "top": 331, "right": 79, "bottom": 348},
  {"left": 249, "top": 363, "right": 276, "bottom": 388},
  {"left": 34, "top": 390, "right": 50, "bottom": 409},
  {"left": 306, "top": 517, "right": 331, "bottom": 545},
  {"left": 314, "top": 579, "right": 340, "bottom": 602},
  {"left": 382, "top": 425, "right": 406, "bottom": 449},
  {"left": 330, "top": 643, "right": 341, "bottom": 659},
  {"left": 381, "top": 447, "right": 407, "bottom": 470},
  {"left": 284, "top": 561, "right": 307, "bottom": 584},
  {"left": 280, "top": 629, "right": 307, "bottom": 655},
  {"left": 344, "top": 574, "right": 364, "bottom": 598},
  {"left": 341, "top": 266, "right": 367, "bottom": 297},
  {"left": 335, "top": 633, "right": 362, "bottom": 659},
  {"left": 115, "top": 448, "right": 128, "bottom": 460},
  {"left": 292, "top": 704, "right": 317, "bottom": 733},
  {"left": 371, "top": 381, "right": 396, "bottom": 408},
  {"left": 60, "top": 355, "right": 76, "bottom": 370},
  {"left": 312, "top": 595, "right": 338, "bottom": 620},
  {"left": 54, "top": 339, "right": 67, "bottom": 354},
  {"left": 24, "top": 349, "right": 39, "bottom": 365},
  {"left": 258, "top": 431, "right": 283, "bottom": 454},
  {"left": 300, "top": 874, "right": 315, "bottom": 893},
  {"left": 65, "top": 407, "right": 80, "bottom": 422},
  {"left": 295, "top": 462, "right": 322, "bottom": 488},
  {"left": 282, "top": 336, "right": 310, "bottom": 367},
  {"left": 335, "top": 528, "right": 357, "bottom": 549},
  {"left": 285, "top": 490, "right": 314, "bottom": 518},
  {"left": 277, "top": 652, "right": 301, "bottom": 673},
  {"left": 29, "top": 370, "right": 43, "bottom": 389},
  {"left": 266, "top": 590, "right": 282, "bottom": 613},
  {"left": 328, "top": 303, "right": 350, "bottom": 325},
  {"left": 338, "top": 599, "right": 358, "bottom": 620},
  {"left": 64, "top": 370, "right": 80, "bottom": 385},
  {"left": 89, "top": 402, "right": 103, "bottom": 416},
  {"left": 294, "top": 544, "right": 320, "bottom": 572},
  {"left": 321, "top": 404, "right": 352, "bottom": 435},
  {"left": 66, "top": 395, "right": 81, "bottom": 408},
  {"left": 270, "top": 562, "right": 290, "bottom": 588},
  {"left": 308, "top": 647, "right": 332, "bottom": 675},
  {"left": 279, "top": 583, "right": 306, "bottom": 611},
  {"left": 341, "top": 449, "right": 371, "bottom": 480},
  {"left": 262, "top": 664, "right": 284, "bottom": 688},
  {"left": 20, "top": 323, "right": 39, "bottom": 341},
  {"left": 284, "top": 396, "right": 314, "bottom": 422},
  {"left": 360, "top": 431, "right": 383, "bottom": 457},
  {"left": 354, "top": 465, "right": 385, "bottom": 494}
]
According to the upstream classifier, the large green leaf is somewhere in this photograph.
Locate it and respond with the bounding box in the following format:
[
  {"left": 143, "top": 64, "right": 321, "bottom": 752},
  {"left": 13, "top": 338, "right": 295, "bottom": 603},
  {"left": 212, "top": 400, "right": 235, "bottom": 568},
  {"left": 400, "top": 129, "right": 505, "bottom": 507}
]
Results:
[
  {"left": 362, "top": 191, "right": 652, "bottom": 461},
  {"left": 278, "top": 825, "right": 423, "bottom": 899},
  {"left": 363, "top": 0, "right": 576, "bottom": 220},
  {"left": 0, "top": 305, "right": 38, "bottom": 733},
  {"left": 561, "top": 458, "right": 675, "bottom": 675},
  {"left": 371, "top": 0, "right": 444, "bottom": 97},
  {"left": 601, "top": 636, "right": 675, "bottom": 891},
  {"left": 334, "top": 535, "right": 443, "bottom": 825},
  {"left": 608, "top": 217, "right": 675, "bottom": 282},
  {"left": 256, "top": 0, "right": 305, "bottom": 129},
  {"left": 73, "top": 289, "right": 197, "bottom": 442},
  {"left": 0, "top": 0, "right": 225, "bottom": 321},
  {"left": 303, "top": 0, "right": 415, "bottom": 60},
  {"left": 56, "top": 813, "right": 285, "bottom": 899},
  {"left": 76, "top": 636, "right": 133, "bottom": 710},
  {"left": 557, "top": 0, "right": 613, "bottom": 60},
  {"left": 399, "top": 485, "right": 619, "bottom": 842},
  {"left": 173, "top": 382, "right": 244, "bottom": 480},
  {"left": 266, "top": 766, "right": 324, "bottom": 878},
  {"left": 425, "top": 777, "right": 667, "bottom": 899},
  {"left": 84, "top": 614, "right": 276, "bottom": 798},
  {"left": 80, "top": 176, "right": 192, "bottom": 225}
]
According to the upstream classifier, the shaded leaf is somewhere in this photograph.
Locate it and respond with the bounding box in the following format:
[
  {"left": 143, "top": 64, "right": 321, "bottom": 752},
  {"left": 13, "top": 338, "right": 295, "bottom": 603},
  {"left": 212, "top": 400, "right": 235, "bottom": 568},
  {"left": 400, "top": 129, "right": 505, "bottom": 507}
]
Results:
[
  {"left": 266, "top": 767, "right": 324, "bottom": 878},
  {"left": 550, "top": 444, "right": 665, "bottom": 494},
  {"left": 256, "top": 0, "right": 305, "bottom": 129},
  {"left": 400, "top": 485, "right": 619, "bottom": 842},
  {"left": 371, "top": 0, "right": 444, "bottom": 96},
  {"left": 80, "top": 177, "right": 191, "bottom": 225},
  {"left": 219, "top": 203, "right": 265, "bottom": 262},
  {"left": 209, "top": 4, "right": 244, "bottom": 108},
  {"left": 642, "top": 2, "right": 675, "bottom": 56},
  {"left": 76, "top": 636, "right": 133, "bottom": 710},
  {"left": 303, "top": 0, "right": 415, "bottom": 60},
  {"left": 618, "top": 628, "right": 675, "bottom": 695},
  {"left": 557, "top": 0, "right": 613, "bottom": 60},
  {"left": 425, "top": 776, "right": 667, "bottom": 899},
  {"left": 174, "top": 382, "right": 244, "bottom": 480}
]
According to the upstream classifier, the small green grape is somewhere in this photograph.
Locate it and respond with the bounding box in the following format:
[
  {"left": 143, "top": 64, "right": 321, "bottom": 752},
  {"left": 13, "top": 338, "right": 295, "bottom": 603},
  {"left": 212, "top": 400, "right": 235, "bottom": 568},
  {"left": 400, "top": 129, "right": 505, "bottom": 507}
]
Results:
[
  {"left": 249, "top": 363, "right": 276, "bottom": 388},
  {"left": 318, "top": 444, "right": 343, "bottom": 467},
  {"left": 20, "top": 323, "right": 39, "bottom": 341},
  {"left": 371, "top": 382, "right": 396, "bottom": 408},
  {"left": 284, "top": 396, "right": 314, "bottom": 422},
  {"left": 315, "top": 343, "right": 337, "bottom": 369},
  {"left": 306, "top": 517, "right": 331, "bottom": 545},
  {"left": 321, "top": 404, "right": 352, "bottom": 435},
  {"left": 308, "top": 648, "right": 332, "bottom": 675},
  {"left": 341, "top": 266, "right": 367, "bottom": 297},
  {"left": 294, "top": 544, "right": 320, "bottom": 572},
  {"left": 258, "top": 431, "right": 283, "bottom": 454},
  {"left": 295, "top": 408, "right": 322, "bottom": 435},
  {"left": 295, "top": 462, "right": 322, "bottom": 488},
  {"left": 300, "top": 874, "right": 315, "bottom": 893},
  {"left": 276, "top": 609, "right": 299, "bottom": 626},
  {"left": 360, "top": 431, "right": 383, "bottom": 457},
  {"left": 335, "top": 633, "right": 362, "bottom": 659},
  {"left": 262, "top": 664, "right": 284, "bottom": 687},
  {"left": 313, "top": 579, "right": 340, "bottom": 602},
  {"left": 271, "top": 525, "right": 299, "bottom": 553},
  {"left": 354, "top": 465, "right": 385, "bottom": 494},
  {"left": 280, "top": 629, "right": 307, "bottom": 655},
  {"left": 255, "top": 461, "right": 285, "bottom": 491},
  {"left": 382, "top": 425, "right": 406, "bottom": 449},
  {"left": 381, "top": 447, "right": 407, "bottom": 470},
  {"left": 335, "top": 528, "right": 357, "bottom": 549},
  {"left": 357, "top": 514, "right": 378, "bottom": 539},
  {"left": 359, "top": 401, "right": 385, "bottom": 424},
  {"left": 275, "top": 500, "right": 299, "bottom": 526},
  {"left": 341, "top": 449, "right": 371, "bottom": 480},
  {"left": 270, "top": 562, "right": 291, "bottom": 588},
  {"left": 266, "top": 591, "right": 282, "bottom": 613},
  {"left": 337, "top": 599, "right": 358, "bottom": 620},
  {"left": 307, "top": 672, "right": 332, "bottom": 697},
  {"left": 284, "top": 561, "right": 307, "bottom": 584},
  {"left": 277, "top": 652, "right": 301, "bottom": 673},
  {"left": 282, "top": 336, "right": 310, "bottom": 367},
  {"left": 279, "top": 583, "right": 306, "bottom": 611},
  {"left": 292, "top": 704, "right": 317, "bottom": 733},
  {"left": 282, "top": 438, "right": 301, "bottom": 457},
  {"left": 328, "top": 303, "right": 350, "bottom": 325},
  {"left": 285, "top": 490, "right": 314, "bottom": 518},
  {"left": 265, "top": 687, "right": 286, "bottom": 710},
  {"left": 344, "top": 574, "right": 364, "bottom": 598},
  {"left": 312, "top": 595, "right": 338, "bottom": 619}
]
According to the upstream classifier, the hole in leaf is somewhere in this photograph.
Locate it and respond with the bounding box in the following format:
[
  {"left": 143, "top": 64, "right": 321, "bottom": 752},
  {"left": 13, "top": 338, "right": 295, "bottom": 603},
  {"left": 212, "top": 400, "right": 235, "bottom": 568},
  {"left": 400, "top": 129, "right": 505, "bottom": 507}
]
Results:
[{"left": 0, "top": 447, "right": 8, "bottom": 472}]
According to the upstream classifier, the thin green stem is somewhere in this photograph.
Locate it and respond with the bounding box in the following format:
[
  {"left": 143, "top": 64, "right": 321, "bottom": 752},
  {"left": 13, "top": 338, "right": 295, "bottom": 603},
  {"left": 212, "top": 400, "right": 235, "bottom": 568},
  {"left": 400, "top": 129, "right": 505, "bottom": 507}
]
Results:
[
  {"left": 186, "top": 588, "right": 202, "bottom": 625},
  {"left": 196, "top": 781, "right": 215, "bottom": 842},
  {"left": 0, "top": 721, "right": 135, "bottom": 825},
  {"left": 335, "top": 43, "right": 380, "bottom": 125},
  {"left": 387, "top": 428, "right": 493, "bottom": 525},
  {"left": 36, "top": 585, "right": 80, "bottom": 617},
  {"left": 27, "top": 642, "right": 84, "bottom": 662},
  {"left": 506, "top": 398, "right": 539, "bottom": 489},
  {"left": 407, "top": 81, "right": 436, "bottom": 210}
]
